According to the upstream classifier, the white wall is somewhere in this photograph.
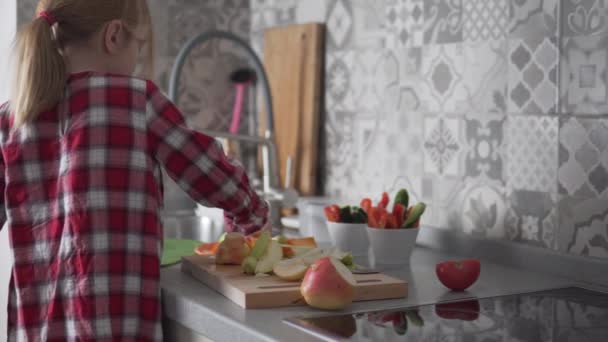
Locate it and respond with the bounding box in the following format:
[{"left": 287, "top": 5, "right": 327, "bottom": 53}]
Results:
[{"left": 0, "top": 0, "right": 16, "bottom": 339}]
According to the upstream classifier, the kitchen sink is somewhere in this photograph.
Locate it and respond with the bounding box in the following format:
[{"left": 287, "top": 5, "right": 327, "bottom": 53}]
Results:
[
  {"left": 162, "top": 207, "right": 225, "bottom": 243},
  {"left": 284, "top": 287, "right": 608, "bottom": 341}
]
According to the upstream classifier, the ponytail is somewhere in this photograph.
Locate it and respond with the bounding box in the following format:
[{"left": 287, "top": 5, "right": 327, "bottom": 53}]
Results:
[{"left": 11, "top": 16, "right": 67, "bottom": 128}]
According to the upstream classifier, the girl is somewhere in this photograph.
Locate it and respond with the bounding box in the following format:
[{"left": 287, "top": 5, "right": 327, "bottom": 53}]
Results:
[{"left": 2, "top": 0, "right": 268, "bottom": 341}]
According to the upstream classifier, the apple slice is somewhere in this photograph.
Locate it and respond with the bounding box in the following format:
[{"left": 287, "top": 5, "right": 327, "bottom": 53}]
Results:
[
  {"left": 273, "top": 258, "right": 309, "bottom": 281},
  {"left": 255, "top": 240, "right": 283, "bottom": 274},
  {"left": 301, "top": 257, "right": 357, "bottom": 310},
  {"left": 215, "top": 232, "right": 250, "bottom": 265}
]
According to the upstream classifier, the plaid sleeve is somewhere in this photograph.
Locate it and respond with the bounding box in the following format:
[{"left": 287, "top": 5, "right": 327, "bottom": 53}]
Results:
[
  {"left": 0, "top": 148, "right": 5, "bottom": 230},
  {"left": 145, "top": 81, "right": 268, "bottom": 235}
]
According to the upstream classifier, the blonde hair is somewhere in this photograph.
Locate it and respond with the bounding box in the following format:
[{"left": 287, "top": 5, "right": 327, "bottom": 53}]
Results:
[{"left": 10, "top": 0, "right": 154, "bottom": 127}]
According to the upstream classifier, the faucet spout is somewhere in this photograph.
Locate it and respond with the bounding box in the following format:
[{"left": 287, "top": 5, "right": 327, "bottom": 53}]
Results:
[{"left": 168, "top": 30, "right": 297, "bottom": 233}]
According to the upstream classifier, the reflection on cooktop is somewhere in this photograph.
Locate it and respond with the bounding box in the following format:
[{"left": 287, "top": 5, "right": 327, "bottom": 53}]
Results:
[{"left": 284, "top": 287, "right": 608, "bottom": 341}]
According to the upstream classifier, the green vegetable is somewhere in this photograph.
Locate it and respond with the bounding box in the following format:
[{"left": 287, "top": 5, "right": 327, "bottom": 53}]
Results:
[
  {"left": 394, "top": 189, "right": 409, "bottom": 209},
  {"left": 337, "top": 206, "right": 367, "bottom": 224},
  {"left": 350, "top": 207, "right": 368, "bottom": 224},
  {"left": 393, "top": 313, "right": 408, "bottom": 335},
  {"left": 405, "top": 310, "right": 424, "bottom": 327},
  {"left": 340, "top": 206, "right": 353, "bottom": 223},
  {"left": 403, "top": 202, "right": 426, "bottom": 228}
]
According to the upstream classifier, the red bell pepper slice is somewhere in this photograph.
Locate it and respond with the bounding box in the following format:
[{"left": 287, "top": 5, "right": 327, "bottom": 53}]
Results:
[
  {"left": 378, "top": 209, "right": 388, "bottom": 229},
  {"left": 378, "top": 192, "right": 390, "bottom": 209},
  {"left": 324, "top": 205, "right": 341, "bottom": 222},
  {"left": 393, "top": 204, "right": 406, "bottom": 228},
  {"left": 360, "top": 198, "right": 372, "bottom": 214},
  {"left": 368, "top": 207, "right": 380, "bottom": 228},
  {"left": 386, "top": 213, "right": 398, "bottom": 229}
]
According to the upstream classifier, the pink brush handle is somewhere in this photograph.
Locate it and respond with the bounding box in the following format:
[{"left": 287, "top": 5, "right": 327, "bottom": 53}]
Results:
[{"left": 230, "top": 84, "right": 245, "bottom": 134}]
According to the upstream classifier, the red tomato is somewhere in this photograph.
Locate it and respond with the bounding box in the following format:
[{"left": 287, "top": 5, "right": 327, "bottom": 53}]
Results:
[
  {"left": 378, "top": 192, "right": 390, "bottom": 209},
  {"left": 324, "top": 205, "right": 341, "bottom": 222},
  {"left": 435, "top": 259, "right": 480, "bottom": 291},
  {"left": 435, "top": 299, "right": 480, "bottom": 321}
]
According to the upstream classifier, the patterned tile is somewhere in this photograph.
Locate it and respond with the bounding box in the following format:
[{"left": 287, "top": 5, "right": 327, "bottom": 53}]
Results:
[
  {"left": 561, "top": 35, "right": 608, "bottom": 116},
  {"left": 295, "top": 0, "right": 331, "bottom": 23},
  {"left": 385, "top": 111, "right": 425, "bottom": 183},
  {"left": 562, "top": 0, "right": 608, "bottom": 37},
  {"left": 353, "top": 114, "right": 388, "bottom": 198},
  {"left": 463, "top": 40, "right": 508, "bottom": 114},
  {"left": 558, "top": 117, "right": 608, "bottom": 199},
  {"left": 424, "top": 0, "right": 464, "bottom": 44},
  {"left": 456, "top": 180, "right": 508, "bottom": 239},
  {"left": 420, "top": 43, "right": 468, "bottom": 113},
  {"left": 506, "top": 116, "right": 559, "bottom": 193},
  {"left": 422, "top": 176, "right": 466, "bottom": 229},
  {"left": 324, "top": 111, "right": 358, "bottom": 199},
  {"left": 464, "top": 115, "right": 505, "bottom": 184},
  {"left": 504, "top": 190, "right": 558, "bottom": 249},
  {"left": 326, "top": 0, "right": 354, "bottom": 49},
  {"left": 462, "top": 0, "right": 509, "bottom": 42},
  {"left": 558, "top": 195, "right": 608, "bottom": 258},
  {"left": 326, "top": 49, "right": 395, "bottom": 113},
  {"left": 424, "top": 116, "right": 464, "bottom": 176},
  {"left": 510, "top": 0, "right": 559, "bottom": 38},
  {"left": 385, "top": 0, "right": 425, "bottom": 48},
  {"left": 508, "top": 36, "right": 559, "bottom": 115},
  {"left": 250, "top": 0, "right": 296, "bottom": 33},
  {"left": 350, "top": 0, "right": 388, "bottom": 49},
  {"left": 393, "top": 48, "right": 424, "bottom": 111}
]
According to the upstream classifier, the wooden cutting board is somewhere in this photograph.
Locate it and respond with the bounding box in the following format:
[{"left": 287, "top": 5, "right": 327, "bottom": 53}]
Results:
[
  {"left": 181, "top": 255, "right": 407, "bottom": 309},
  {"left": 261, "top": 23, "right": 324, "bottom": 196}
]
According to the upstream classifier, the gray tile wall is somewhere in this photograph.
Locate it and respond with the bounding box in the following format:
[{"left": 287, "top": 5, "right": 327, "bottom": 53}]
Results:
[{"left": 249, "top": 0, "right": 608, "bottom": 260}]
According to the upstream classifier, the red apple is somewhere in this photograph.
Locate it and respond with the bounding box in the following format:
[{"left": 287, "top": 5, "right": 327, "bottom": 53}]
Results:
[
  {"left": 300, "top": 257, "right": 357, "bottom": 310},
  {"left": 215, "top": 232, "right": 251, "bottom": 265}
]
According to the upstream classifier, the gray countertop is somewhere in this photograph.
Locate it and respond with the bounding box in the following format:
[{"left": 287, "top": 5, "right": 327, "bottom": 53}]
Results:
[{"left": 160, "top": 246, "right": 577, "bottom": 342}]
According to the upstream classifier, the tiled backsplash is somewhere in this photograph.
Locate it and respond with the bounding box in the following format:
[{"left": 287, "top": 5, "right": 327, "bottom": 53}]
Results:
[
  {"left": 249, "top": 0, "right": 608, "bottom": 260},
  {"left": 16, "top": 1, "right": 608, "bottom": 259}
]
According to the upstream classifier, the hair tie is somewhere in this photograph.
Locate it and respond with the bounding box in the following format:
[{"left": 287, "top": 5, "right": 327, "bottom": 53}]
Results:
[{"left": 38, "top": 11, "right": 57, "bottom": 26}]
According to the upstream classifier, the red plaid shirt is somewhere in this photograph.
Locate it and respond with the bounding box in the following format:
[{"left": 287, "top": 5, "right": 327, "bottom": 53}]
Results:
[{"left": 0, "top": 72, "right": 268, "bottom": 341}]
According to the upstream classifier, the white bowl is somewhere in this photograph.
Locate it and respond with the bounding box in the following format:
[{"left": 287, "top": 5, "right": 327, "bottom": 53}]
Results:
[
  {"left": 297, "top": 197, "right": 335, "bottom": 243},
  {"left": 326, "top": 222, "right": 369, "bottom": 257},
  {"left": 367, "top": 227, "right": 419, "bottom": 265}
]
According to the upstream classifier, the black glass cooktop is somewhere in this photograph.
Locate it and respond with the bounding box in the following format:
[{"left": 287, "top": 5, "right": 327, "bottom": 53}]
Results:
[{"left": 284, "top": 287, "right": 608, "bottom": 341}]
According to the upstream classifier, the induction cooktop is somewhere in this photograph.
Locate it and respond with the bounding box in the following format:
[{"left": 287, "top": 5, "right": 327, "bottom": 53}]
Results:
[{"left": 284, "top": 287, "right": 608, "bottom": 341}]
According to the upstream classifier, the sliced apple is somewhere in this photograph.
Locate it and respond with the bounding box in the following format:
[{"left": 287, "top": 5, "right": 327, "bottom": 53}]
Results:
[
  {"left": 215, "top": 232, "right": 250, "bottom": 265},
  {"left": 273, "top": 257, "right": 309, "bottom": 281},
  {"left": 242, "top": 231, "right": 271, "bottom": 274},
  {"left": 255, "top": 240, "right": 283, "bottom": 274},
  {"left": 301, "top": 257, "right": 357, "bottom": 310}
]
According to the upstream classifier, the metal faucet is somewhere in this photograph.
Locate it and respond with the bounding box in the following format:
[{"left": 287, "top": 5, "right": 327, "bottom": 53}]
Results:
[{"left": 168, "top": 30, "right": 297, "bottom": 233}]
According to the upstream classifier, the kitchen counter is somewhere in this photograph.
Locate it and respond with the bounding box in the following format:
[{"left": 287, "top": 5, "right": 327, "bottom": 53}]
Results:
[{"left": 160, "top": 245, "right": 578, "bottom": 342}]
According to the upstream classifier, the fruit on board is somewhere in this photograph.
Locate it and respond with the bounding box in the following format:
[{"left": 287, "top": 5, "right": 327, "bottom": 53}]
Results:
[
  {"left": 215, "top": 232, "right": 251, "bottom": 265},
  {"left": 242, "top": 231, "right": 272, "bottom": 274},
  {"left": 273, "top": 257, "right": 309, "bottom": 281},
  {"left": 300, "top": 257, "right": 357, "bottom": 310},
  {"left": 255, "top": 240, "right": 283, "bottom": 274}
]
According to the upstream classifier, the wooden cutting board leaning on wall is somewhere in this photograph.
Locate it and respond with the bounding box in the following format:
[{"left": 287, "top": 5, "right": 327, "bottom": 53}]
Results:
[{"left": 261, "top": 23, "right": 325, "bottom": 196}]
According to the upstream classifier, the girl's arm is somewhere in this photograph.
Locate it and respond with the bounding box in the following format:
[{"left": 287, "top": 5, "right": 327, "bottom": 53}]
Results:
[{"left": 145, "top": 81, "right": 268, "bottom": 235}]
